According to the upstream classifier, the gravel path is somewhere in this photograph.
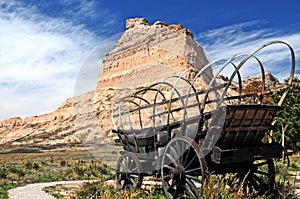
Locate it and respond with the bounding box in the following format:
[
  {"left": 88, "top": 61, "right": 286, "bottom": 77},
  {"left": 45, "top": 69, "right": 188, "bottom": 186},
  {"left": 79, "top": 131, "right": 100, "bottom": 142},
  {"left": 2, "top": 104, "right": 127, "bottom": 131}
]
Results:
[{"left": 8, "top": 180, "right": 91, "bottom": 199}]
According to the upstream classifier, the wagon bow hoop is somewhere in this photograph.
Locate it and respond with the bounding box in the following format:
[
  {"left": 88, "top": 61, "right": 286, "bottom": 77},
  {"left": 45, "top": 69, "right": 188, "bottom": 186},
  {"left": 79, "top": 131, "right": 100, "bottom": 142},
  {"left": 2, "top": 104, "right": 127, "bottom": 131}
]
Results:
[{"left": 218, "top": 40, "right": 295, "bottom": 107}]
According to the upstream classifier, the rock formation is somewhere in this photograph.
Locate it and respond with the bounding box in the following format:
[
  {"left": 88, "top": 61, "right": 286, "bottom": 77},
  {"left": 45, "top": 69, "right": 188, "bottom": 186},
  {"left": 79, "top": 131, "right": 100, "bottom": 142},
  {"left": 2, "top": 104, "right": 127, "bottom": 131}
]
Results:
[
  {"left": 94, "top": 18, "right": 211, "bottom": 136},
  {"left": 0, "top": 97, "right": 78, "bottom": 146},
  {"left": 243, "top": 71, "right": 280, "bottom": 88}
]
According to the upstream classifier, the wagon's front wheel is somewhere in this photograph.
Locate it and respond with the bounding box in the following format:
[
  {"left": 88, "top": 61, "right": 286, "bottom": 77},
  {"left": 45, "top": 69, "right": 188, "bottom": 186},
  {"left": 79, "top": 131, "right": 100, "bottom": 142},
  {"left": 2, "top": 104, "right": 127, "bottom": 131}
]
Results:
[
  {"left": 161, "top": 136, "right": 207, "bottom": 199},
  {"left": 116, "top": 152, "right": 143, "bottom": 190}
]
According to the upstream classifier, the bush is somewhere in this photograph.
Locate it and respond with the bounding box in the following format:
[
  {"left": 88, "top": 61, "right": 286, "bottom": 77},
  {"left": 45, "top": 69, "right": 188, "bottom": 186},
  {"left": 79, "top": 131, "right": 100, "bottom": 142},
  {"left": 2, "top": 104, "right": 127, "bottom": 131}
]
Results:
[
  {"left": 8, "top": 166, "right": 26, "bottom": 178},
  {"left": 0, "top": 165, "right": 8, "bottom": 179}
]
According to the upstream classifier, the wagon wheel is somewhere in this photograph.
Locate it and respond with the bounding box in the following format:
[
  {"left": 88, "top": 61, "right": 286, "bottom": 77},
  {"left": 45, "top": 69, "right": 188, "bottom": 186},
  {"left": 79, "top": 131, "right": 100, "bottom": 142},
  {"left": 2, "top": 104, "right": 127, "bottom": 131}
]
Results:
[
  {"left": 230, "top": 159, "right": 275, "bottom": 196},
  {"left": 116, "top": 152, "right": 143, "bottom": 190},
  {"left": 161, "top": 136, "right": 207, "bottom": 199}
]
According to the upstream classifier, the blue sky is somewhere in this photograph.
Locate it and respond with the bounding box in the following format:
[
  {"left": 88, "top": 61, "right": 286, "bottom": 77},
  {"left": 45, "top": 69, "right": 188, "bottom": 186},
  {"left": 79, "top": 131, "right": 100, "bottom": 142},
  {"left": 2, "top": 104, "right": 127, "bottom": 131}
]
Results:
[{"left": 0, "top": 0, "right": 299, "bottom": 120}]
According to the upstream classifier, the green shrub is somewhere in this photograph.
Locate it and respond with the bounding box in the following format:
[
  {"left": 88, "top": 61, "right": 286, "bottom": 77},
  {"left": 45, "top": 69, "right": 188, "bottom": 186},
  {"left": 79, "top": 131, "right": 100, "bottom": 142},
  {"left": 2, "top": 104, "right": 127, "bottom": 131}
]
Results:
[
  {"left": 33, "top": 162, "right": 41, "bottom": 170},
  {"left": 60, "top": 160, "right": 67, "bottom": 167},
  {"left": 0, "top": 165, "right": 8, "bottom": 179},
  {"left": 290, "top": 161, "right": 300, "bottom": 171},
  {"left": 73, "top": 165, "right": 87, "bottom": 176},
  {"left": 25, "top": 162, "right": 33, "bottom": 170},
  {"left": 8, "top": 166, "right": 26, "bottom": 178}
]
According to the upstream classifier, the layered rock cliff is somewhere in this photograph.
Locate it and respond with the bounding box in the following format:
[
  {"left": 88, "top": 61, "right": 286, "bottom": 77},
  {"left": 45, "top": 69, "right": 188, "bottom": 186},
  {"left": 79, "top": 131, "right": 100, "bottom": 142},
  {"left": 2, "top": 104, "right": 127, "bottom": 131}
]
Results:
[
  {"left": 93, "top": 18, "right": 211, "bottom": 136},
  {"left": 0, "top": 97, "right": 78, "bottom": 146}
]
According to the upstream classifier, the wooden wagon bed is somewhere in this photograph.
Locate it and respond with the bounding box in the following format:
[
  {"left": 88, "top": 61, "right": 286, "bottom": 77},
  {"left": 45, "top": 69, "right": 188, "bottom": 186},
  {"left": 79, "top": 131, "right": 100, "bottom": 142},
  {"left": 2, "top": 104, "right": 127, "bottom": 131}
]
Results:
[{"left": 210, "top": 104, "right": 282, "bottom": 164}]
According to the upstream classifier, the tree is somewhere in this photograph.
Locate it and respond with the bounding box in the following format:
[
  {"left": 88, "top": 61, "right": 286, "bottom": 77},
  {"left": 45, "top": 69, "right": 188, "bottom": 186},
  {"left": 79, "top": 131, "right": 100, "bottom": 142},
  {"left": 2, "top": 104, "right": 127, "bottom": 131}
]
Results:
[{"left": 272, "top": 81, "right": 300, "bottom": 153}]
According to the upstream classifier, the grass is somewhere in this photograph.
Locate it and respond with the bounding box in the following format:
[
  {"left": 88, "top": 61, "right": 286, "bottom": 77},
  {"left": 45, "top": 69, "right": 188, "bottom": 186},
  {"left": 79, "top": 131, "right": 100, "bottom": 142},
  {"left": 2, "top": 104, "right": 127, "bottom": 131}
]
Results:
[
  {"left": 43, "top": 186, "right": 65, "bottom": 199},
  {"left": 69, "top": 156, "right": 300, "bottom": 199},
  {"left": 71, "top": 179, "right": 166, "bottom": 199},
  {"left": 70, "top": 170, "right": 298, "bottom": 199},
  {"left": 0, "top": 147, "right": 113, "bottom": 199},
  {"left": 0, "top": 146, "right": 299, "bottom": 199}
]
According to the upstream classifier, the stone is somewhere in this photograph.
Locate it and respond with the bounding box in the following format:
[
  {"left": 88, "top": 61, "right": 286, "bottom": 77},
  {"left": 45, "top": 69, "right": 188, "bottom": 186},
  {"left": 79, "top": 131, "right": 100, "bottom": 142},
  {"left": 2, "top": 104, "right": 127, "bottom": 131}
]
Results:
[
  {"left": 153, "top": 21, "right": 168, "bottom": 26},
  {"left": 126, "top": 18, "right": 150, "bottom": 29}
]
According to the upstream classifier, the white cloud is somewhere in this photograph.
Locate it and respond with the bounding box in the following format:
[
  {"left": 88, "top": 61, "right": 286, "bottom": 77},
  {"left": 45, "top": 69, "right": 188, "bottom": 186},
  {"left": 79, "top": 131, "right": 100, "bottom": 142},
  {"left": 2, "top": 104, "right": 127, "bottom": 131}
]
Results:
[
  {"left": 57, "top": 0, "right": 116, "bottom": 29},
  {"left": 74, "top": 33, "right": 122, "bottom": 96},
  {"left": 197, "top": 21, "right": 300, "bottom": 81},
  {"left": 0, "top": 1, "right": 113, "bottom": 120}
]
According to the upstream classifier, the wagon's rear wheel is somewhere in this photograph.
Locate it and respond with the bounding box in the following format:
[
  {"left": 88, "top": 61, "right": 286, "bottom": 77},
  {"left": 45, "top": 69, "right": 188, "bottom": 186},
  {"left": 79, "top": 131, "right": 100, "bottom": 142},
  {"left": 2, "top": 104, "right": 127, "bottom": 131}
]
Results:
[
  {"left": 231, "top": 159, "right": 275, "bottom": 196},
  {"left": 116, "top": 152, "right": 143, "bottom": 190},
  {"left": 161, "top": 136, "right": 207, "bottom": 199}
]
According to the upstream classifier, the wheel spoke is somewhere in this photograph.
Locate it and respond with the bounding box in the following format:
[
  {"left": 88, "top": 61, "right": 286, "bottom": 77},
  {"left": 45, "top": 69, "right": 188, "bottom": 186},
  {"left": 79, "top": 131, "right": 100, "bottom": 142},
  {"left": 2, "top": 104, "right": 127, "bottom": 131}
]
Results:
[
  {"left": 130, "top": 178, "right": 138, "bottom": 186},
  {"left": 120, "top": 159, "right": 126, "bottom": 171},
  {"left": 126, "top": 156, "right": 131, "bottom": 171},
  {"left": 249, "top": 176, "right": 261, "bottom": 191},
  {"left": 183, "top": 147, "right": 192, "bottom": 166},
  {"left": 129, "top": 166, "right": 138, "bottom": 173},
  {"left": 254, "top": 161, "right": 268, "bottom": 167},
  {"left": 173, "top": 181, "right": 181, "bottom": 199},
  {"left": 230, "top": 173, "right": 242, "bottom": 184},
  {"left": 186, "top": 178, "right": 201, "bottom": 197},
  {"left": 185, "top": 166, "right": 202, "bottom": 174},
  {"left": 126, "top": 158, "right": 131, "bottom": 170},
  {"left": 166, "top": 153, "right": 178, "bottom": 167},
  {"left": 174, "top": 141, "right": 181, "bottom": 154},
  {"left": 255, "top": 170, "right": 269, "bottom": 176},
  {"left": 180, "top": 141, "right": 189, "bottom": 164},
  {"left": 184, "top": 154, "right": 197, "bottom": 169},
  {"left": 252, "top": 174, "right": 268, "bottom": 189},
  {"left": 131, "top": 174, "right": 139, "bottom": 178},
  {"left": 122, "top": 157, "right": 128, "bottom": 171},
  {"left": 163, "top": 174, "right": 171, "bottom": 180},
  {"left": 163, "top": 164, "right": 175, "bottom": 170},
  {"left": 169, "top": 145, "right": 180, "bottom": 164},
  {"left": 167, "top": 179, "right": 177, "bottom": 191},
  {"left": 186, "top": 174, "right": 203, "bottom": 183}
]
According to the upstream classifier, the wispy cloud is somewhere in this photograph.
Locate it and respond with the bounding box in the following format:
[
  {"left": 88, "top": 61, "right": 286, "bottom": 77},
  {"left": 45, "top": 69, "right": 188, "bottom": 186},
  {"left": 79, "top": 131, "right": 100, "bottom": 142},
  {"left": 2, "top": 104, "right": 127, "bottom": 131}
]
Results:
[
  {"left": 197, "top": 21, "right": 300, "bottom": 81},
  {"left": 0, "top": 1, "right": 115, "bottom": 120},
  {"left": 57, "top": 0, "right": 117, "bottom": 33}
]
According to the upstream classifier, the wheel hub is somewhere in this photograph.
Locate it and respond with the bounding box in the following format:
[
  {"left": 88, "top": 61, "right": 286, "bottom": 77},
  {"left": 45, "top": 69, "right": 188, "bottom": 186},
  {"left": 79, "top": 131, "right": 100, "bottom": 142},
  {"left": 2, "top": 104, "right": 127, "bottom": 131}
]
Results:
[{"left": 170, "top": 165, "right": 186, "bottom": 182}]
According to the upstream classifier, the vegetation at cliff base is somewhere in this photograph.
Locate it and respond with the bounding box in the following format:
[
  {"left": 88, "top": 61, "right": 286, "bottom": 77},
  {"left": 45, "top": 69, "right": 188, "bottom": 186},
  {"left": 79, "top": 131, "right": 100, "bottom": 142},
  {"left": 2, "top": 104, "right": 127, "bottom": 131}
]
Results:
[{"left": 272, "top": 80, "right": 300, "bottom": 153}]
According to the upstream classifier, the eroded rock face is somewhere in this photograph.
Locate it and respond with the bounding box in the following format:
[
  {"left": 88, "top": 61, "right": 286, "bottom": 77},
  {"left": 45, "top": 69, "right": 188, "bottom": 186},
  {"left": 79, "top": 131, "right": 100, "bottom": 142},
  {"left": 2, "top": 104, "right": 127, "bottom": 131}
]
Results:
[
  {"left": 0, "top": 18, "right": 211, "bottom": 146},
  {"left": 243, "top": 71, "right": 280, "bottom": 88},
  {"left": 94, "top": 18, "right": 211, "bottom": 135},
  {"left": 0, "top": 97, "right": 79, "bottom": 146},
  {"left": 96, "top": 18, "right": 209, "bottom": 90},
  {"left": 126, "top": 18, "right": 150, "bottom": 29}
]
